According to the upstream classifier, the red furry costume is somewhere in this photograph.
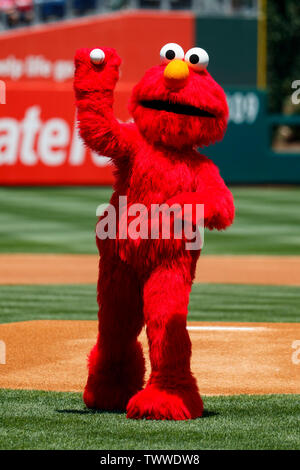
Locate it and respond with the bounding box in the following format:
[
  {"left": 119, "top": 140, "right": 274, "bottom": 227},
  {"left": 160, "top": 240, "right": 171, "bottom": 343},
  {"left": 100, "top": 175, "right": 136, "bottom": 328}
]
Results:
[{"left": 74, "top": 43, "right": 235, "bottom": 420}]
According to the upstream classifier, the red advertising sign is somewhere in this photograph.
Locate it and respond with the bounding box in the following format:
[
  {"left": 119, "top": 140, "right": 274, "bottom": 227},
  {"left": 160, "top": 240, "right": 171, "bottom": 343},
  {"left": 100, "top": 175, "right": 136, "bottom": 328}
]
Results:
[{"left": 0, "top": 11, "right": 193, "bottom": 185}]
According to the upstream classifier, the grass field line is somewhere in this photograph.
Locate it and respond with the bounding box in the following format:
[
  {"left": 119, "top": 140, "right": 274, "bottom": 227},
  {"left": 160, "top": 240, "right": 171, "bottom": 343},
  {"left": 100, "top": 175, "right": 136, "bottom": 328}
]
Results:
[
  {"left": 1, "top": 283, "right": 299, "bottom": 324},
  {"left": 1, "top": 254, "right": 300, "bottom": 286},
  {"left": 1, "top": 186, "right": 300, "bottom": 255}
]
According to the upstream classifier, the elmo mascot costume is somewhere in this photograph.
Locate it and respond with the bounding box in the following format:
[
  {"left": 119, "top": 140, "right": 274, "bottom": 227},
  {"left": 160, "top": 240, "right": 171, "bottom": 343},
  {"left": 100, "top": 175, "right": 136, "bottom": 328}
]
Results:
[{"left": 74, "top": 43, "right": 235, "bottom": 420}]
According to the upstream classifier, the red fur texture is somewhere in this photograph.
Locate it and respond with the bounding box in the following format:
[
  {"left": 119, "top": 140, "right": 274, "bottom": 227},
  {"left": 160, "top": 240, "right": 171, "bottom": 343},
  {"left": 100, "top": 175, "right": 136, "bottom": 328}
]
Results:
[{"left": 74, "top": 47, "right": 235, "bottom": 420}]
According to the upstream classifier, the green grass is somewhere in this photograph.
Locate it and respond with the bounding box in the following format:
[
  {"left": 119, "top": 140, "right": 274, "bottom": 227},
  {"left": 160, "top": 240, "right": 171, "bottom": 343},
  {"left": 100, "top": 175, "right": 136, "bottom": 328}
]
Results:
[
  {"left": 188, "top": 283, "right": 300, "bottom": 323},
  {"left": 0, "top": 187, "right": 110, "bottom": 254},
  {"left": 206, "top": 186, "right": 300, "bottom": 255},
  {"left": 0, "top": 389, "right": 299, "bottom": 450},
  {"left": 0, "top": 186, "right": 299, "bottom": 255},
  {"left": 0, "top": 283, "right": 299, "bottom": 324}
]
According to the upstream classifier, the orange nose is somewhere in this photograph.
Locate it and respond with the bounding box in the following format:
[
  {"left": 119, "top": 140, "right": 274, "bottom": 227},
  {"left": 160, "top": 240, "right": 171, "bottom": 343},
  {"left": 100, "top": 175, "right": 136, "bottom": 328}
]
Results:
[{"left": 164, "top": 59, "right": 189, "bottom": 87}]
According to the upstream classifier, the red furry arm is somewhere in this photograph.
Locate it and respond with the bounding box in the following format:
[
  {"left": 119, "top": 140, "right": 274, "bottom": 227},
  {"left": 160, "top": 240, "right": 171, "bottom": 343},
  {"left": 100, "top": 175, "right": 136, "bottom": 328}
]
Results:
[
  {"left": 166, "top": 158, "right": 235, "bottom": 230},
  {"left": 74, "top": 48, "right": 135, "bottom": 160}
]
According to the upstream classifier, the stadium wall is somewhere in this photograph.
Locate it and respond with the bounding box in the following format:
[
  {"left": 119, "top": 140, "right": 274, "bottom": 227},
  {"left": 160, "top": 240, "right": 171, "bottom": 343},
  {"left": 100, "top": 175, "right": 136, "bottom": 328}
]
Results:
[{"left": 0, "top": 11, "right": 299, "bottom": 185}]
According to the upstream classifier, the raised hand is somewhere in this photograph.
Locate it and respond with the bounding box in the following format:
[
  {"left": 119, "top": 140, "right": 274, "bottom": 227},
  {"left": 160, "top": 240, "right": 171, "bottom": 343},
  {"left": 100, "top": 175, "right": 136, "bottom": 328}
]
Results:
[
  {"left": 74, "top": 47, "right": 136, "bottom": 160},
  {"left": 74, "top": 47, "right": 121, "bottom": 98}
]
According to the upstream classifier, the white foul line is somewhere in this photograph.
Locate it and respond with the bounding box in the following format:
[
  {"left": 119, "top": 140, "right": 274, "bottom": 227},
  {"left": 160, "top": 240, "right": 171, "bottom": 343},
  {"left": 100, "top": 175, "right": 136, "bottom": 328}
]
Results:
[{"left": 187, "top": 326, "right": 265, "bottom": 332}]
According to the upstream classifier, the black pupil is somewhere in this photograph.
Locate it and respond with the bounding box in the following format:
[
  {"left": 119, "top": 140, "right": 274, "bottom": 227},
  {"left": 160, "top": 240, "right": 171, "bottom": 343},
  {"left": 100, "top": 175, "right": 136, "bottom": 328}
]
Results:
[
  {"left": 190, "top": 54, "right": 199, "bottom": 64},
  {"left": 166, "top": 49, "right": 176, "bottom": 60}
]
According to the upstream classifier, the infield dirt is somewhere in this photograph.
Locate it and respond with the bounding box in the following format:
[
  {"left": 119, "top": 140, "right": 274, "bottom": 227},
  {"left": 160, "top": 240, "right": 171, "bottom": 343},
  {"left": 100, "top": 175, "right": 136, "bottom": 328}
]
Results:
[
  {"left": 0, "top": 254, "right": 300, "bottom": 286},
  {"left": 0, "top": 320, "right": 299, "bottom": 395}
]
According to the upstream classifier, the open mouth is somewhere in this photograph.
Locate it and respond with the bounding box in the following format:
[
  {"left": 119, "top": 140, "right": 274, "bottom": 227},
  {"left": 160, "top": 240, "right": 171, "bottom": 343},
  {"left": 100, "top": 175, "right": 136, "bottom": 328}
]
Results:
[{"left": 140, "top": 100, "right": 215, "bottom": 118}]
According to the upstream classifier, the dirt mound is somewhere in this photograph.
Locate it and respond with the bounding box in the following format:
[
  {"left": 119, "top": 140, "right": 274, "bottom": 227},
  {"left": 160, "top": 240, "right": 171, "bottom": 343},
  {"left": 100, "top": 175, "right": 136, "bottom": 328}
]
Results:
[{"left": 0, "top": 320, "right": 299, "bottom": 395}]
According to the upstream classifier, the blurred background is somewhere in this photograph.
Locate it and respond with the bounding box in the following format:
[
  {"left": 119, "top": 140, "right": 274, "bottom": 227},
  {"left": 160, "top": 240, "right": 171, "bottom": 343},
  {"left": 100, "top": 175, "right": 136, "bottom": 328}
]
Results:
[
  {"left": 0, "top": 0, "right": 300, "bottom": 185},
  {"left": 0, "top": 0, "right": 299, "bottom": 256}
]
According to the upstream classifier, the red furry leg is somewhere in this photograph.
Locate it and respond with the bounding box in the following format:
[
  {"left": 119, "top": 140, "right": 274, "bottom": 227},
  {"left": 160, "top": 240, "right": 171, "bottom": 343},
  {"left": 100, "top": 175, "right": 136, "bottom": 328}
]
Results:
[
  {"left": 84, "top": 256, "right": 145, "bottom": 411},
  {"left": 127, "top": 262, "right": 203, "bottom": 420}
]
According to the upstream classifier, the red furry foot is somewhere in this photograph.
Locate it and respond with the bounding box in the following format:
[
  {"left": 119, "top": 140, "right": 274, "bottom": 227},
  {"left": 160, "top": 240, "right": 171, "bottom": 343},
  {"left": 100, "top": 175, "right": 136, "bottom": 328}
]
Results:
[
  {"left": 83, "top": 378, "right": 140, "bottom": 412},
  {"left": 126, "top": 384, "right": 203, "bottom": 420},
  {"left": 83, "top": 342, "right": 145, "bottom": 411}
]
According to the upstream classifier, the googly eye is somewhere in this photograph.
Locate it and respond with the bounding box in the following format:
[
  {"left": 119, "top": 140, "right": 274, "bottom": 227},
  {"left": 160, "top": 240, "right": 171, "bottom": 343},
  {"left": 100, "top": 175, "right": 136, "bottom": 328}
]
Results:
[
  {"left": 185, "top": 47, "right": 209, "bottom": 71},
  {"left": 160, "top": 43, "right": 184, "bottom": 64}
]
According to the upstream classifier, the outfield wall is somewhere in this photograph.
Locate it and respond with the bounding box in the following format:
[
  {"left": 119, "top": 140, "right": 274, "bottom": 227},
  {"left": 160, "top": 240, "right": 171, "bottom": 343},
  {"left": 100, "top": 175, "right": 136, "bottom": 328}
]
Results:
[
  {"left": 0, "top": 11, "right": 194, "bottom": 185},
  {"left": 0, "top": 11, "right": 299, "bottom": 185}
]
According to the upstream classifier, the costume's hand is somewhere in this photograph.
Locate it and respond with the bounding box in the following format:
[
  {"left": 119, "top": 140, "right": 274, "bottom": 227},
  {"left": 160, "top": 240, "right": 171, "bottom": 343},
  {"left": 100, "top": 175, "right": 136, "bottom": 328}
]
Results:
[
  {"left": 204, "top": 199, "right": 235, "bottom": 230},
  {"left": 165, "top": 193, "right": 203, "bottom": 227},
  {"left": 166, "top": 191, "right": 235, "bottom": 230},
  {"left": 74, "top": 47, "right": 121, "bottom": 98}
]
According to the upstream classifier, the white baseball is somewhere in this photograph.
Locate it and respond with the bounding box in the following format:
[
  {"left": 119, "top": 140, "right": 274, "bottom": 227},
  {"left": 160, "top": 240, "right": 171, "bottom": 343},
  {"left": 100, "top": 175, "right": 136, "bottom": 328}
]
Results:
[{"left": 90, "top": 48, "right": 105, "bottom": 65}]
